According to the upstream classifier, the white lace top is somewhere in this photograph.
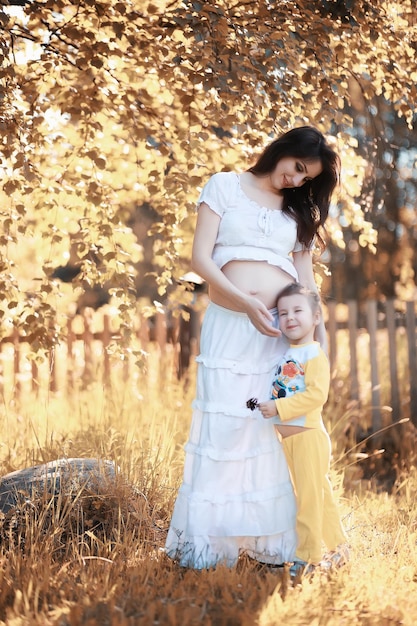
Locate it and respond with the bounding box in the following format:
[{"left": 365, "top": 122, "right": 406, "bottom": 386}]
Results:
[{"left": 197, "top": 171, "right": 307, "bottom": 280}]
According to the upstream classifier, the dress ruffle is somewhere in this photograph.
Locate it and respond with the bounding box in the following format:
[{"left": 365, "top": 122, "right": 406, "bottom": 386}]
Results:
[{"left": 165, "top": 302, "right": 297, "bottom": 568}]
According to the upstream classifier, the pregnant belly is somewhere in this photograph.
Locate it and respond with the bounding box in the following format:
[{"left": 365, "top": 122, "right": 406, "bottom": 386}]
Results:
[{"left": 211, "top": 260, "right": 295, "bottom": 310}]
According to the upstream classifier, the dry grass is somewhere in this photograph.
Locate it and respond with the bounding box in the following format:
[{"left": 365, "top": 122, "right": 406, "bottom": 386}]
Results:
[{"left": 0, "top": 347, "right": 416, "bottom": 625}]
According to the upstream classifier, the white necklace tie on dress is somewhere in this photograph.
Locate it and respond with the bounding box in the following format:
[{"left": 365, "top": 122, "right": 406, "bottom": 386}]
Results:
[{"left": 258, "top": 208, "right": 273, "bottom": 236}]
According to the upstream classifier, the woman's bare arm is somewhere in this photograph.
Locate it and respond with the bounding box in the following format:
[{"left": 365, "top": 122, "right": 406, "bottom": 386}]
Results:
[{"left": 191, "top": 203, "right": 280, "bottom": 336}]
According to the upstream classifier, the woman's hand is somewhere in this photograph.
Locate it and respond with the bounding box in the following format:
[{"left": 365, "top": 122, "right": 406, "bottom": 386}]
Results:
[
  {"left": 244, "top": 297, "right": 282, "bottom": 337},
  {"left": 258, "top": 400, "right": 278, "bottom": 419}
]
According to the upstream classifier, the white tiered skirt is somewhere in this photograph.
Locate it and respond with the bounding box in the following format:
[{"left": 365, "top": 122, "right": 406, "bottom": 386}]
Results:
[{"left": 165, "top": 302, "right": 297, "bottom": 568}]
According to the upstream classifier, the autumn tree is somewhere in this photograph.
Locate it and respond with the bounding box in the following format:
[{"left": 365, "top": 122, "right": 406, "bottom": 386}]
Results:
[
  {"left": 327, "top": 86, "right": 417, "bottom": 304},
  {"left": 0, "top": 0, "right": 415, "bottom": 350}
]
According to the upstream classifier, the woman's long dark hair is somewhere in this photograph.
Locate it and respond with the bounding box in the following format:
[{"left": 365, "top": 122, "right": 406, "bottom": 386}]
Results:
[{"left": 247, "top": 126, "right": 340, "bottom": 250}]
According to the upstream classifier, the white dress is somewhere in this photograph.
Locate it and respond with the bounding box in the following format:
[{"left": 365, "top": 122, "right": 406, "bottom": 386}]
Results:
[{"left": 165, "top": 173, "right": 300, "bottom": 568}]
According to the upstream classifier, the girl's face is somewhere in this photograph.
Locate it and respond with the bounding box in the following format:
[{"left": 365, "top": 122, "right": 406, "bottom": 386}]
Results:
[
  {"left": 277, "top": 293, "right": 320, "bottom": 345},
  {"left": 271, "top": 157, "right": 323, "bottom": 191}
]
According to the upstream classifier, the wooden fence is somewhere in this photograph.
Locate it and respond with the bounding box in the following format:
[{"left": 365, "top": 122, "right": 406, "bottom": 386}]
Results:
[
  {"left": 1, "top": 299, "right": 416, "bottom": 429},
  {"left": 326, "top": 299, "right": 417, "bottom": 431}
]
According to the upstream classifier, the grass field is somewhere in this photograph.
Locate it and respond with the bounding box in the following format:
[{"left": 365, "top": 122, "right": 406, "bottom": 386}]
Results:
[{"left": 0, "top": 346, "right": 416, "bottom": 625}]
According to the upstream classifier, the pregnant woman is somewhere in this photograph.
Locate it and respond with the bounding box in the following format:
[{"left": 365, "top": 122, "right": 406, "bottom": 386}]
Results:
[{"left": 165, "top": 126, "right": 340, "bottom": 569}]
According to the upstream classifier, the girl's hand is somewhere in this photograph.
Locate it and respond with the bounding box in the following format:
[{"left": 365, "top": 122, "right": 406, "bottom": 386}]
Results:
[{"left": 258, "top": 400, "right": 278, "bottom": 419}]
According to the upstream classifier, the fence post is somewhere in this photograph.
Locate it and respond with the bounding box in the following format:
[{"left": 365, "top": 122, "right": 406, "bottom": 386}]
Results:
[
  {"left": 177, "top": 310, "right": 191, "bottom": 380},
  {"left": 406, "top": 301, "right": 417, "bottom": 426},
  {"left": 155, "top": 311, "right": 167, "bottom": 354},
  {"left": 83, "top": 309, "right": 94, "bottom": 385},
  {"left": 138, "top": 313, "right": 150, "bottom": 348},
  {"left": 190, "top": 307, "right": 201, "bottom": 361},
  {"left": 367, "top": 300, "right": 382, "bottom": 433},
  {"left": 385, "top": 300, "right": 400, "bottom": 421},
  {"left": 31, "top": 358, "right": 38, "bottom": 394},
  {"left": 326, "top": 300, "right": 337, "bottom": 372},
  {"left": 347, "top": 300, "right": 359, "bottom": 402},
  {"left": 13, "top": 327, "right": 20, "bottom": 399},
  {"left": 102, "top": 314, "right": 111, "bottom": 385},
  {"left": 67, "top": 317, "right": 74, "bottom": 389},
  {"left": 49, "top": 347, "right": 57, "bottom": 392}
]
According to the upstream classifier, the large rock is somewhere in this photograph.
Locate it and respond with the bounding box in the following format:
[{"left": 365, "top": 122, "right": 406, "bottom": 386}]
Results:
[{"left": 0, "top": 458, "right": 117, "bottom": 513}]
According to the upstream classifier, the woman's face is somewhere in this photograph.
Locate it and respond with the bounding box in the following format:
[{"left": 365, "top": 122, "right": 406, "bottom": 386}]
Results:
[{"left": 271, "top": 157, "right": 323, "bottom": 191}]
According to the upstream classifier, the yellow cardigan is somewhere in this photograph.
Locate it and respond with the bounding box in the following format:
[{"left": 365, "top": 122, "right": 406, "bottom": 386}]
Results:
[{"left": 272, "top": 341, "right": 330, "bottom": 429}]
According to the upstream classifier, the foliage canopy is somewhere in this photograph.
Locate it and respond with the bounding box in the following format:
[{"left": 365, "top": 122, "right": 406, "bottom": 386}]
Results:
[{"left": 0, "top": 0, "right": 415, "bottom": 348}]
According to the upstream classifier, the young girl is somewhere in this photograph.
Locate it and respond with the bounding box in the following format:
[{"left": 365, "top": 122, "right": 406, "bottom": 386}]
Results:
[
  {"left": 165, "top": 126, "right": 341, "bottom": 569},
  {"left": 258, "top": 282, "right": 348, "bottom": 575}
]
